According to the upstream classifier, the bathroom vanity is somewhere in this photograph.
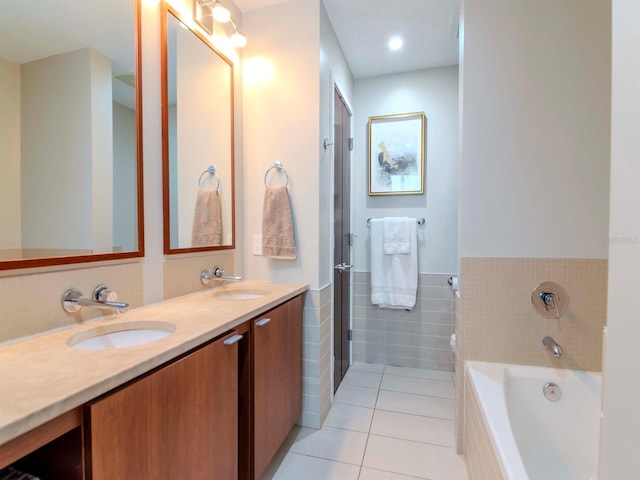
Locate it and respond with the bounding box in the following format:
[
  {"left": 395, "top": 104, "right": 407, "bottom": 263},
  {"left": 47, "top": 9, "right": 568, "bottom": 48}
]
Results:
[{"left": 0, "top": 281, "right": 307, "bottom": 479}]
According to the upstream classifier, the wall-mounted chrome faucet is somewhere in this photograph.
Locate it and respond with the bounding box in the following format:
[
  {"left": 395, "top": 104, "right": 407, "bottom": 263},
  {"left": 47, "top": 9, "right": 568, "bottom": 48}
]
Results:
[
  {"left": 531, "top": 281, "right": 569, "bottom": 318},
  {"left": 201, "top": 266, "right": 243, "bottom": 286},
  {"left": 543, "top": 336, "right": 563, "bottom": 357},
  {"left": 62, "top": 285, "right": 129, "bottom": 314}
]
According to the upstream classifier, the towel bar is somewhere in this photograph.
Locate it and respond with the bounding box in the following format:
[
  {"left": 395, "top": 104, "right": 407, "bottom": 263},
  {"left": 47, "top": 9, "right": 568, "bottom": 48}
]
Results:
[{"left": 366, "top": 217, "right": 425, "bottom": 226}]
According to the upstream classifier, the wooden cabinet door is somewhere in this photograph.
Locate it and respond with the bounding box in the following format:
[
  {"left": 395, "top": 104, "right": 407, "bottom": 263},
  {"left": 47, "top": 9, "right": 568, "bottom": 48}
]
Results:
[
  {"left": 252, "top": 295, "right": 303, "bottom": 479},
  {"left": 86, "top": 331, "right": 240, "bottom": 480}
]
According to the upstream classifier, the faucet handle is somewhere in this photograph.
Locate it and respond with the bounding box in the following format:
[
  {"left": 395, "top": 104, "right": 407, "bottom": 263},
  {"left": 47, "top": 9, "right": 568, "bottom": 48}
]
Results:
[
  {"left": 94, "top": 285, "right": 117, "bottom": 303},
  {"left": 531, "top": 282, "right": 569, "bottom": 318}
]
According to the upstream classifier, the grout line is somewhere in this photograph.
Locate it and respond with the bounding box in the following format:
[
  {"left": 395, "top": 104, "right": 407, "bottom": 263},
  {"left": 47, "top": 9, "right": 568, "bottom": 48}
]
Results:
[
  {"left": 382, "top": 372, "right": 455, "bottom": 384},
  {"left": 367, "top": 431, "right": 457, "bottom": 450},
  {"left": 358, "top": 369, "right": 383, "bottom": 477},
  {"left": 360, "top": 466, "right": 430, "bottom": 479},
  {"left": 374, "top": 406, "right": 454, "bottom": 422}
]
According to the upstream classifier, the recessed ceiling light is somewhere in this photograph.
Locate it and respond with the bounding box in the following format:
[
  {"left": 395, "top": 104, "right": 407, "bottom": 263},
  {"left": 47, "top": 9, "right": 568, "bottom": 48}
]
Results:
[{"left": 388, "top": 36, "right": 403, "bottom": 51}]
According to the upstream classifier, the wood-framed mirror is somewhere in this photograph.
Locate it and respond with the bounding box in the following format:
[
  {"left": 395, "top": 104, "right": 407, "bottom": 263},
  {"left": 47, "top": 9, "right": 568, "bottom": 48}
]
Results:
[
  {"left": 161, "top": 2, "right": 235, "bottom": 255},
  {"left": 0, "top": 0, "right": 144, "bottom": 271}
]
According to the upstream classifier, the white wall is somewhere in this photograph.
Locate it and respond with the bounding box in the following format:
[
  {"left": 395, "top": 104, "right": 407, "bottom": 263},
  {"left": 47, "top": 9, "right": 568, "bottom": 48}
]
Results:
[
  {"left": 600, "top": 0, "right": 640, "bottom": 476},
  {"left": 113, "top": 103, "right": 138, "bottom": 252},
  {"left": 242, "top": 0, "right": 321, "bottom": 288},
  {"left": 21, "top": 49, "right": 95, "bottom": 250},
  {"left": 459, "top": 0, "right": 611, "bottom": 259},
  {"left": 0, "top": 58, "right": 21, "bottom": 249},
  {"left": 352, "top": 67, "right": 459, "bottom": 274},
  {"left": 90, "top": 50, "right": 114, "bottom": 253},
  {"left": 320, "top": 2, "right": 354, "bottom": 287}
]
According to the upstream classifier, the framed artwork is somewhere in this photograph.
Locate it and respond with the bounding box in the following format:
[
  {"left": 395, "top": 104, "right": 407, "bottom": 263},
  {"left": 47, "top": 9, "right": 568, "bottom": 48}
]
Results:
[{"left": 368, "top": 111, "right": 426, "bottom": 195}]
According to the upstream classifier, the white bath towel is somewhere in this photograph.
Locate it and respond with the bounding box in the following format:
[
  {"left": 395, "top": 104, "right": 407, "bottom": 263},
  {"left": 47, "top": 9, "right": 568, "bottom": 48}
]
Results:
[
  {"left": 383, "top": 217, "right": 412, "bottom": 254},
  {"left": 370, "top": 218, "right": 418, "bottom": 310}
]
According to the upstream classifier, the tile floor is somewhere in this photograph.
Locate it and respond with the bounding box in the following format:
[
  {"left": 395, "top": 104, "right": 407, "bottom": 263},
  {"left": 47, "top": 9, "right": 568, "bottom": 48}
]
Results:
[{"left": 261, "top": 362, "right": 469, "bottom": 480}]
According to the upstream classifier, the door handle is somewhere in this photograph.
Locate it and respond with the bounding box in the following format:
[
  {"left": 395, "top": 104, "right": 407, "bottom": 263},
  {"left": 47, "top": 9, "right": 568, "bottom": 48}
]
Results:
[
  {"left": 255, "top": 318, "right": 271, "bottom": 327},
  {"left": 334, "top": 263, "right": 353, "bottom": 272},
  {"left": 223, "top": 334, "right": 243, "bottom": 346}
]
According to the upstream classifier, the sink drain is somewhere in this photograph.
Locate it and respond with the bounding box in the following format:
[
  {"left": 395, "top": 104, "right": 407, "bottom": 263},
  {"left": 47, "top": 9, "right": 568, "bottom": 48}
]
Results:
[{"left": 543, "top": 382, "right": 561, "bottom": 401}]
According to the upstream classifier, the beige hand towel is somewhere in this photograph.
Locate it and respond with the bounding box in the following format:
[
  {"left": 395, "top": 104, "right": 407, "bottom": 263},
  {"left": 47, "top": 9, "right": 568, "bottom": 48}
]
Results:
[
  {"left": 191, "top": 189, "right": 222, "bottom": 247},
  {"left": 262, "top": 186, "right": 297, "bottom": 259}
]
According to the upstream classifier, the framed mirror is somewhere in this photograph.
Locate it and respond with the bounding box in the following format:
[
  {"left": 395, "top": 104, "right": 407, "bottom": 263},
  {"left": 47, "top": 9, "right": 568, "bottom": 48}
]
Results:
[
  {"left": 161, "top": 3, "right": 235, "bottom": 254},
  {"left": 0, "top": 0, "right": 144, "bottom": 271}
]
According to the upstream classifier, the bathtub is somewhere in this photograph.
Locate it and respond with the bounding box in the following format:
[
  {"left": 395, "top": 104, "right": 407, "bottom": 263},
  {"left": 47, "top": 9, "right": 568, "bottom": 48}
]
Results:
[{"left": 464, "top": 361, "right": 601, "bottom": 480}]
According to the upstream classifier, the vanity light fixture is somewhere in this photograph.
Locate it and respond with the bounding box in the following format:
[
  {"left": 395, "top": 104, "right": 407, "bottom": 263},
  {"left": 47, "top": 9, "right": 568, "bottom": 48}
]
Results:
[
  {"left": 229, "top": 18, "right": 247, "bottom": 48},
  {"left": 211, "top": 1, "right": 231, "bottom": 23}
]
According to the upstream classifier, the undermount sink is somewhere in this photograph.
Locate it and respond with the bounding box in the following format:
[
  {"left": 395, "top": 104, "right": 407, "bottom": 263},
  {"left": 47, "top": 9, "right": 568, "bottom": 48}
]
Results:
[
  {"left": 212, "top": 288, "right": 270, "bottom": 300},
  {"left": 67, "top": 321, "right": 176, "bottom": 350}
]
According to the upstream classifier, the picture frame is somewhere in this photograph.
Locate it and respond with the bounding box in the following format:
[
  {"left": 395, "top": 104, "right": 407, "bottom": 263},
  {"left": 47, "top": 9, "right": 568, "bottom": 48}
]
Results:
[{"left": 367, "top": 111, "right": 426, "bottom": 195}]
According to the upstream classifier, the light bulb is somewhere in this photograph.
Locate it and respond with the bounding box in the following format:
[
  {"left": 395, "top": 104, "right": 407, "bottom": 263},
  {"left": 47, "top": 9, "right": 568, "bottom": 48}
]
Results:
[
  {"left": 388, "top": 36, "right": 403, "bottom": 51},
  {"left": 230, "top": 31, "right": 247, "bottom": 48},
  {"left": 212, "top": 2, "right": 231, "bottom": 23}
]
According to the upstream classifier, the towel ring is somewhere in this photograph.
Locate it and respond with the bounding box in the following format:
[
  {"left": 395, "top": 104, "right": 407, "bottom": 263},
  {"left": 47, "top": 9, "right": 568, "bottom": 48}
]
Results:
[
  {"left": 264, "top": 161, "right": 290, "bottom": 188},
  {"left": 198, "top": 165, "right": 220, "bottom": 191}
]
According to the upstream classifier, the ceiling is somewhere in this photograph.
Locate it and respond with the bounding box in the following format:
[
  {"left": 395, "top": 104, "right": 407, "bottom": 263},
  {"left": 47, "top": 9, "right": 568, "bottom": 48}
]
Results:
[{"left": 233, "top": 0, "right": 460, "bottom": 79}]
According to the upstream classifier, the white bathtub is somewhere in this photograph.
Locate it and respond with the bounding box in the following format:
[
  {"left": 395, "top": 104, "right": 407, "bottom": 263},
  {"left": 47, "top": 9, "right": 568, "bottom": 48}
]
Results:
[{"left": 465, "top": 361, "right": 601, "bottom": 480}]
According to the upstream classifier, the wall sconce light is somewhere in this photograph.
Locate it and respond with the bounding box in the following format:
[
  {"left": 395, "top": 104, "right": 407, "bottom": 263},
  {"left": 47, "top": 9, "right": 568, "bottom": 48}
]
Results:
[
  {"left": 229, "top": 18, "right": 247, "bottom": 48},
  {"left": 194, "top": 0, "right": 247, "bottom": 48},
  {"left": 211, "top": 1, "right": 231, "bottom": 23}
]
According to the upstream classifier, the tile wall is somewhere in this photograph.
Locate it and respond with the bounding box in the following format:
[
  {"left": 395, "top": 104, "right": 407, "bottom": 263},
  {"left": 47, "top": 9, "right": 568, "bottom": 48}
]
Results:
[
  {"left": 454, "top": 257, "right": 608, "bottom": 452},
  {"left": 353, "top": 272, "right": 455, "bottom": 371},
  {"left": 0, "top": 262, "right": 143, "bottom": 343},
  {"left": 163, "top": 252, "right": 235, "bottom": 299},
  {"left": 300, "top": 284, "right": 332, "bottom": 429},
  {"left": 464, "top": 369, "right": 505, "bottom": 480}
]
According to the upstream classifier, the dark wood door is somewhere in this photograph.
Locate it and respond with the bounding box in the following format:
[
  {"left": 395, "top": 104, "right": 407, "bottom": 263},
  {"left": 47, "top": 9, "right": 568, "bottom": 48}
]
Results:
[
  {"left": 333, "top": 87, "right": 352, "bottom": 391},
  {"left": 85, "top": 331, "right": 240, "bottom": 480},
  {"left": 252, "top": 295, "right": 303, "bottom": 480}
]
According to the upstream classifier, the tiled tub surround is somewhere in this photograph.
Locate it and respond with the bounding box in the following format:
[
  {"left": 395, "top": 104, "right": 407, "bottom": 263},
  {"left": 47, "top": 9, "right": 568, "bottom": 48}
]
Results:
[
  {"left": 0, "top": 280, "right": 307, "bottom": 445},
  {"left": 353, "top": 272, "right": 455, "bottom": 371},
  {"left": 464, "top": 361, "right": 602, "bottom": 480},
  {"left": 454, "top": 257, "right": 608, "bottom": 452}
]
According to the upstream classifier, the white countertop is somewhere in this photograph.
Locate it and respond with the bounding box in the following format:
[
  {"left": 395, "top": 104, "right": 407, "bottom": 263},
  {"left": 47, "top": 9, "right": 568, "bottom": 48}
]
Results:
[{"left": 0, "top": 280, "right": 308, "bottom": 446}]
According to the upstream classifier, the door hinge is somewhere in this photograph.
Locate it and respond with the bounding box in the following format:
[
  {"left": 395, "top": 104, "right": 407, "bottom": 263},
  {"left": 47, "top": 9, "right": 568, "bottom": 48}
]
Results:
[
  {"left": 348, "top": 329, "right": 353, "bottom": 341},
  {"left": 346, "top": 233, "right": 354, "bottom": 246},
  {"left": 349, "top": 137, "right": 354, "bottom": 151}
]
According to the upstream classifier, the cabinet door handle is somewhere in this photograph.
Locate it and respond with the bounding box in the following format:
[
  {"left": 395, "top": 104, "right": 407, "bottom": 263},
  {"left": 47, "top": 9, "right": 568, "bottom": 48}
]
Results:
[
  {"left": 223, "top": 334, "right": 243, "bottom": 346},
  {"left": 255, "top": 318, "right": 271, "bottom": 327}
]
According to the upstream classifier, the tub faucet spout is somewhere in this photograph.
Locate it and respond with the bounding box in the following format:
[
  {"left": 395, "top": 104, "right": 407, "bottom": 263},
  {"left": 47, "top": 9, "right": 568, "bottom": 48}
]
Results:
[{"left": 543, "top": 336, "right": 563, "bottom": 357}]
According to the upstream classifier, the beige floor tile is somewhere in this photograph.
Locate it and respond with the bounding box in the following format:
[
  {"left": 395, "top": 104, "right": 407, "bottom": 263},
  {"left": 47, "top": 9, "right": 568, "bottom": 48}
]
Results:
[
  {"left": 358, "top": 467, "right": 426, "bottom": 479},
  {"left": 376, "top": 390, "right": 455, "bottom": 420},
  {"left": 334, "top": 384, "right": 379, "bottom": 408},
  {"left": 262, "top": 452, "right": 360, "bottom": 480},
  {"left": 351, "top": 361, "right": 385, "bottom": 373},
  {"left": 342, "top": 370, "right": 383, "bottom": 389},
  {"left": 381, "top": 375, "right": 455, "bottom": 399},
  {"left": 370, "top": 410, "right": 455, "bottom": 447},
  {"left": 289, "top": 426, "right": 368, "bottom": 465},
  {"left": 323, "top": 402, "right": 374, "bottom": 433},
  {"left": 384, "top": 365, "right": 453, "bottom": 383},
  {"left": 363, "top": 435, "right": 468, "bottom": 480}
]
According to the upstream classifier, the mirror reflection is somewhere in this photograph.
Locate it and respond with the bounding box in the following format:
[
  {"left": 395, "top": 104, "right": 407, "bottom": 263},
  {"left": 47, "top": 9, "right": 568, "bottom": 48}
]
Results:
[
  {"left": 0, "top": 0, "right": 142, "bottom": 268},
  {"left": 164, "top": 9, "right": 235, "bottom": 253}
]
